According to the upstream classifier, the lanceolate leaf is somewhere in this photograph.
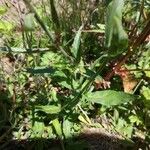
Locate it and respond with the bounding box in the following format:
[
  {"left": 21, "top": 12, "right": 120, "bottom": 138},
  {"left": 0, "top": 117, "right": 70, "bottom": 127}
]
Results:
[
  {"left": 63, "top": 119, "right": 72, "bottom": 138},
  {"left": 49, "top": 0, "right": 60, "bottom": 29},
  {"left": 26, "top": 67, "right": 55, "bottom": 74},
  {"left": 71, "top": 26, "right": 83, "bottom": 60},
  {"left": 88, "top": 90, "right": 135, "bottom": 107},
  {"left": 35, "top": 105, "right": 61, "bottom": 114},
  {"left": 52, "top": 118, "right": 62, "bottom": 138},
  {"left": 23, "top": 13, "right": 35, "bottom": 31},
  {"left": 105, "top": 0, "right": 128, "bottom": 57}
]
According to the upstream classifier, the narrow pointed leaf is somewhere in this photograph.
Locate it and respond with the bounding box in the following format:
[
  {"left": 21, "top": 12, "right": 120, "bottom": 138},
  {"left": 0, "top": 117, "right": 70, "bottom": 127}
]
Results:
[
  {"left": 23, "top": 13, "right": 35, "bottom": 31},
  {"left": 63, "top": 119, "right": 72, "bottom": 138},
  {"left": 52, "top": 118, "right": 62, "bottom": 138},
  {"left": 49, "top": 0, "right": 60, "bottom": 29},
  {"left": 71, "top": 26, "right": 83, "bottom": 59},
  {"left": 35, "top": 105, "right": 61, "bottom": 114},
  {"left": 105, "top": 0, "right": 128, "bottom": 57}
]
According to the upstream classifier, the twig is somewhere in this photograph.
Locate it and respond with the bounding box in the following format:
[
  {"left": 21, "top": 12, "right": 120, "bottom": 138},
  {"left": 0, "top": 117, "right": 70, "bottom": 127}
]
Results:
[
  {"left": 132, "top": 79, "right": 143, "bottom": 94},
  {"left": 77, "top": 104, "right": 92, "bottom": 125}
]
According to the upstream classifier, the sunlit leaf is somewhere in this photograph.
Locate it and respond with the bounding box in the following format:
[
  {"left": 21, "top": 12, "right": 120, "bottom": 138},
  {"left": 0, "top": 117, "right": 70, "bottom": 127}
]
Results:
[
  {"left": 141, "top": 86, "right": 150, "bottom": 108},
  {"left": 0, "top": 21, "right": 14, "bottom": 32},
  {"left": 105, "top": 0, "right": 128, "bottom": 57},
  {"left": 52, "top": 118, "right": 62, "bottom": 138},
  {"left": 35, "top": 105, "right": 61, "bottom": 114},
  {"left": 88, "top": 90, "right": 135, "bottom": 107},
  {"left": 32, "top": 121, "right": 45, "bottom": 137},
  {"left": 41, "top": 51, "right": 69, "bottom": 69},
  {"left": 23, "top": 13, "right": 35, "bottom": 31},
  {"left": 129, "top": 115, "right": 142, "bottom": 125},
  {"left": 0, "top": 6, "right": 7, "bottom": 15},
  {"left": 71, "top": 26, "right": 83, "bottom": 59},
  {"left": 63, "top": 119, "right": 72, "bottom": 138},
  {"left": 78, "top": 115, "right": 89, "bottom": 125}
]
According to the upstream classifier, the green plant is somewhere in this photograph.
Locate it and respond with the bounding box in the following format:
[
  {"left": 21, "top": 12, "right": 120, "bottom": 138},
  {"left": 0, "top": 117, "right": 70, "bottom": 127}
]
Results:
[{"left": 0, "top": 0, "right": 150, "bottom": 149}]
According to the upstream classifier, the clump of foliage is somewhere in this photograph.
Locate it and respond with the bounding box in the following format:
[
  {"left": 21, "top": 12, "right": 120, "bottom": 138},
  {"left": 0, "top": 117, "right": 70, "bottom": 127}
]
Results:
[{"left": 0, "top": 0, "right": 150, "bottom": 149}]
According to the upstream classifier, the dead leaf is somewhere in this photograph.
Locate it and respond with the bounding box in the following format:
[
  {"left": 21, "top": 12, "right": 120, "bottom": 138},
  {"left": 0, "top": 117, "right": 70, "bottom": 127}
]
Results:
[
  {"left": 122, "top": 74, "right": 138, "bottom": 93},
  {"left": 0, "top": 56, "right": 15, "bottom": 75}
]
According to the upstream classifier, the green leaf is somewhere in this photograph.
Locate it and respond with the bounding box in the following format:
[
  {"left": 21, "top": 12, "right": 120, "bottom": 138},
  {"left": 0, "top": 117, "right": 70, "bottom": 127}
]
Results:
[
  {"left": 88, "top": 90, "right": 135, "bottom": 107},
  {"left": 116, "top": 118, "right": 133, "bottom": 138},
  {"left": 32, "top": 121, "right": 45, "bottom": 137},
  {"left": 138, "top": 49, "right": 150, "bottom": 77},
  {"left": 49, "top": 0, "right": 60, "bottom": 29},
  {"left": 113, "top": 109, "right": 119, "bottom": 122},
  {"left": 0, "top": 21, "right": 14, "bottom": 32},
  {"left": 41, "top": 51, "right": 69, "bottom": 69},
  {"left": 63, "top": 119, "right": 72, "bottom": 138},
  {"left": 26, "top": 67, "right": 55, "bottom": 74},
  {"left": 124, "top": 125, "right": 133, "bottom": 138},
  {"left": 59, "top": 81, "right": 72, "bottom": 89},
  {"left": 140, "top": 86, "right": 150, "bottom": 108},
  {"left": 71, "top": 26, "right": 83, "bottom": 59},
  {"left": 97, "top": 23, "right": 105, "bottom": 33},
  {"left": 78, "top": 115, "right": 89, "bottom": 125},
  {"left": 51, "top": 88, "right": 58, "bottom": 102},
  {"left": 105, "top": 0, "right": 128, "bottom": 57},
  {"left": 35, "top": 105, "right": 61, "bottom": 114},
  {"left": 23, "top": 13, "right": 35, "bottom": 31},
  {"left": 52, "top": 118, "right": 62, "bottom": 138},
  {"left": 0, "top": 6, "right": 7, "bottom": 15},
  {"left": 129, "top": 115, "right": 142, "bottom": 126},
  {"left": 141, "top": 86, "right": 150, "bottom": 100}
]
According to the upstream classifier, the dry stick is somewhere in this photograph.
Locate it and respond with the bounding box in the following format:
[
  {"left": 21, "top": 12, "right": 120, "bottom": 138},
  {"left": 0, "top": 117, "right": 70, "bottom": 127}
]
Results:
[{"left": 104, "top": 17, "right": 150, "bottom": 81}]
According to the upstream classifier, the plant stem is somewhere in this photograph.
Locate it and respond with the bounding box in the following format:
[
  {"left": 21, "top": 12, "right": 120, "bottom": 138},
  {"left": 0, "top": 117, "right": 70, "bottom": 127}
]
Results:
[{"left": 104, "top": 16, "right": 150, "bottom": 81}]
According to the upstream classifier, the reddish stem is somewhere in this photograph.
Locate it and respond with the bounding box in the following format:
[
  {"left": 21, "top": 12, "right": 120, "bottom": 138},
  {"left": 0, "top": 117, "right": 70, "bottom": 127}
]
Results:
[{"left": 104, "top": 17, "right": 150, "bottom": 81}]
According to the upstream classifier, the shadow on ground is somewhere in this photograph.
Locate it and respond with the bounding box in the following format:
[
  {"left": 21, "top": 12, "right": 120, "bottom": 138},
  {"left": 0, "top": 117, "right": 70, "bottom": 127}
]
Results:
[{"left": 0, "top": 130, "right": 149, "bottom": 150}]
